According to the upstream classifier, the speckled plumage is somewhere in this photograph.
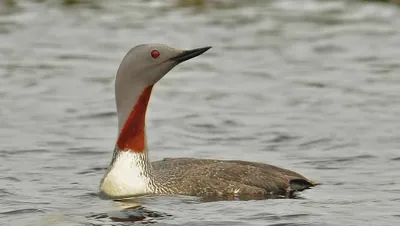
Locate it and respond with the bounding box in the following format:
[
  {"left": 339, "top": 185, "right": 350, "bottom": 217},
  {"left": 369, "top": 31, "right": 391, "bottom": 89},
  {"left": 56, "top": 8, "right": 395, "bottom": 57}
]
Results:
[{"left": 150, "top": 157, "right": 316, "bottom": 199}]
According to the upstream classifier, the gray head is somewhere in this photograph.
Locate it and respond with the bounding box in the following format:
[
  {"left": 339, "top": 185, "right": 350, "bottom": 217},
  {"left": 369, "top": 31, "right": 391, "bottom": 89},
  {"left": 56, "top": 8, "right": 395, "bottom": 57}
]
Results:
[{"left": 115, "top": 44, "right": 212, "bottom": 130}]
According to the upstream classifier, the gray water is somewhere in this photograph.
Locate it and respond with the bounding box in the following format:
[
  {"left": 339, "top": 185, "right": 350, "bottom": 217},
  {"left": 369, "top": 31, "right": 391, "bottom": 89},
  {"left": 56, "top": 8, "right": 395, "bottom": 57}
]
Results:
[{"left": 1, "top": 0, "right": 400, "bottom": 225}]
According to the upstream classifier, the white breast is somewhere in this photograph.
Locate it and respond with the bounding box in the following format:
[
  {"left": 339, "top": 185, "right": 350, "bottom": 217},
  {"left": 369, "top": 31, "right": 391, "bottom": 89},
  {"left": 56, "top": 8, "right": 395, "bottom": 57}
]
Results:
[{"left": 100, "top": 151, "right": 153, "bottom": 198}]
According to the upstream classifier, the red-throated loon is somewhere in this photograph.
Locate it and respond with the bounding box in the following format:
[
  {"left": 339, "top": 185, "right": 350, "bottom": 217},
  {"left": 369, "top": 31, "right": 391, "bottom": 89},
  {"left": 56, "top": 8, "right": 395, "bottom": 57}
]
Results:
[{"left": 100, "top": 44, "right": 317, "bottom": 200}]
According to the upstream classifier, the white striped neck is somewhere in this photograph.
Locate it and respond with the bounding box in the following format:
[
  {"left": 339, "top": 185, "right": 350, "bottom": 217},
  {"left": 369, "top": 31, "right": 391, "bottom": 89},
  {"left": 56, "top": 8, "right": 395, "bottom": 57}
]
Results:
[{"left": 100, "top": 147, "right": 154, "bottom": 199}]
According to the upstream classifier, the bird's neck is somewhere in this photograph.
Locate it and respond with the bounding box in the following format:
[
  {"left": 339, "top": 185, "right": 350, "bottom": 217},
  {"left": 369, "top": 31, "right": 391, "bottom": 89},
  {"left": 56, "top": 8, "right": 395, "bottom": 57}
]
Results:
[
  {"left": 100, "top": 85, "right": 155, "bottom": 199},
  {"left": 116, "top": 85, "right": 153, "bottom": 152}
]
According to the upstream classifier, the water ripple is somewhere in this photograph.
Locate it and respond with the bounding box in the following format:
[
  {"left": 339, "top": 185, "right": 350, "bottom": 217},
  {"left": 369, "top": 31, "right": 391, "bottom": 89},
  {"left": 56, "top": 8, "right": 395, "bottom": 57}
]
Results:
[{"left": 0, "top": 208, "right": 44, "bottom": 215}]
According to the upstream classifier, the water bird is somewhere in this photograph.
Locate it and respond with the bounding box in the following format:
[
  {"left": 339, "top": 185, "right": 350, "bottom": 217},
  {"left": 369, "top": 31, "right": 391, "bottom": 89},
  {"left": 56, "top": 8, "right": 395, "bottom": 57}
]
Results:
[{"left": 100, "top": 44, "right": 317, "bottom": 200}]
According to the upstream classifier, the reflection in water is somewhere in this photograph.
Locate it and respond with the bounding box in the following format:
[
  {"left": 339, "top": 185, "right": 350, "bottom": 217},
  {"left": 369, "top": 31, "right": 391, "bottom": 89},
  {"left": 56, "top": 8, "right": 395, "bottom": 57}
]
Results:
[
  {"left": 88, "top": 206, "right": 171, "bottom": 224},
  {"left": 113, "top": 197, "right": 143, "bottom": 209}
]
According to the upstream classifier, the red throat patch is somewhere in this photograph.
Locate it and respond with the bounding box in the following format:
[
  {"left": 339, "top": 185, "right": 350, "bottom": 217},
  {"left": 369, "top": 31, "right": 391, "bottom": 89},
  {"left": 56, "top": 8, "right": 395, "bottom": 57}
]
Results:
[{"left": 117, "top": 85, "right": 153, "bottom": 152}]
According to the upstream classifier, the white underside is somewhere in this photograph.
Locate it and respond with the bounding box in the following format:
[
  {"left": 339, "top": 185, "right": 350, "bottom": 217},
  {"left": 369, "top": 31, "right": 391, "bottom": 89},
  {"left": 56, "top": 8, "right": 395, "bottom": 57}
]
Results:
[{"left": 100, "top": 151, "right": 152, "bottom": 198}]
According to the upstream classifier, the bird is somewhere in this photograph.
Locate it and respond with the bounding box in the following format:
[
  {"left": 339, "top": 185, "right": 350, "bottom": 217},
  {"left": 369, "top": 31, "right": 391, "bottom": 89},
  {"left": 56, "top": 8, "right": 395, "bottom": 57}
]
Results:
[{"left": 99, "top": 44, "right": 317, "bottom": 201}]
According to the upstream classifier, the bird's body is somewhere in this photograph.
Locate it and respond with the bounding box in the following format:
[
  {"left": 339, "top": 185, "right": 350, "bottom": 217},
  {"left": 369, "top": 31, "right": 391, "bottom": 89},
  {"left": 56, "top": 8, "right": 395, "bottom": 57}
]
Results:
[
  {"left": 102, "top": 151, "right": 315, "bottom": 200},
  {"left": 152, "top": 158, "right": 314, "bottom": 199},
  {"left": 99, "top": 44, "right": 317, "bottom": 200}
]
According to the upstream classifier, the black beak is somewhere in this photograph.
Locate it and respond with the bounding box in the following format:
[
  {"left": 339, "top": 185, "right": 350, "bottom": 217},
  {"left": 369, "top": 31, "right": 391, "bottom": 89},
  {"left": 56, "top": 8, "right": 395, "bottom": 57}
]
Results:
[{"left": 170, "top": 46, "right": 212, "bottom": 63}]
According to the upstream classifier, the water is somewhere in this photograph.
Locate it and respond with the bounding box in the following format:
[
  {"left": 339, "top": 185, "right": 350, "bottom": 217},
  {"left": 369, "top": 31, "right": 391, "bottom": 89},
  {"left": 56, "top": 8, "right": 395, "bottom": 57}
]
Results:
[{"left": 1, "top": 0, "right": 400, "bottom": 225}]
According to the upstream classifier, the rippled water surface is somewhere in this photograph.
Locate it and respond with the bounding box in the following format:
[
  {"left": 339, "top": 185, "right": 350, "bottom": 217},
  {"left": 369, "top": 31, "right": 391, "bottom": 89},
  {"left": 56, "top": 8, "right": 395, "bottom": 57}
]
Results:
[{"left": 1, "top": 0, "right": 400, "bottom": 225}]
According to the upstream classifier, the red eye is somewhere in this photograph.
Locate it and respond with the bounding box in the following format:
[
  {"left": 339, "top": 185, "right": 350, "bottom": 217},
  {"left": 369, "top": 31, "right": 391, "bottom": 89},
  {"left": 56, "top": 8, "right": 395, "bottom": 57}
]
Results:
[{"left": 151, "top": 50, "right": 160, "bottom": 59}]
